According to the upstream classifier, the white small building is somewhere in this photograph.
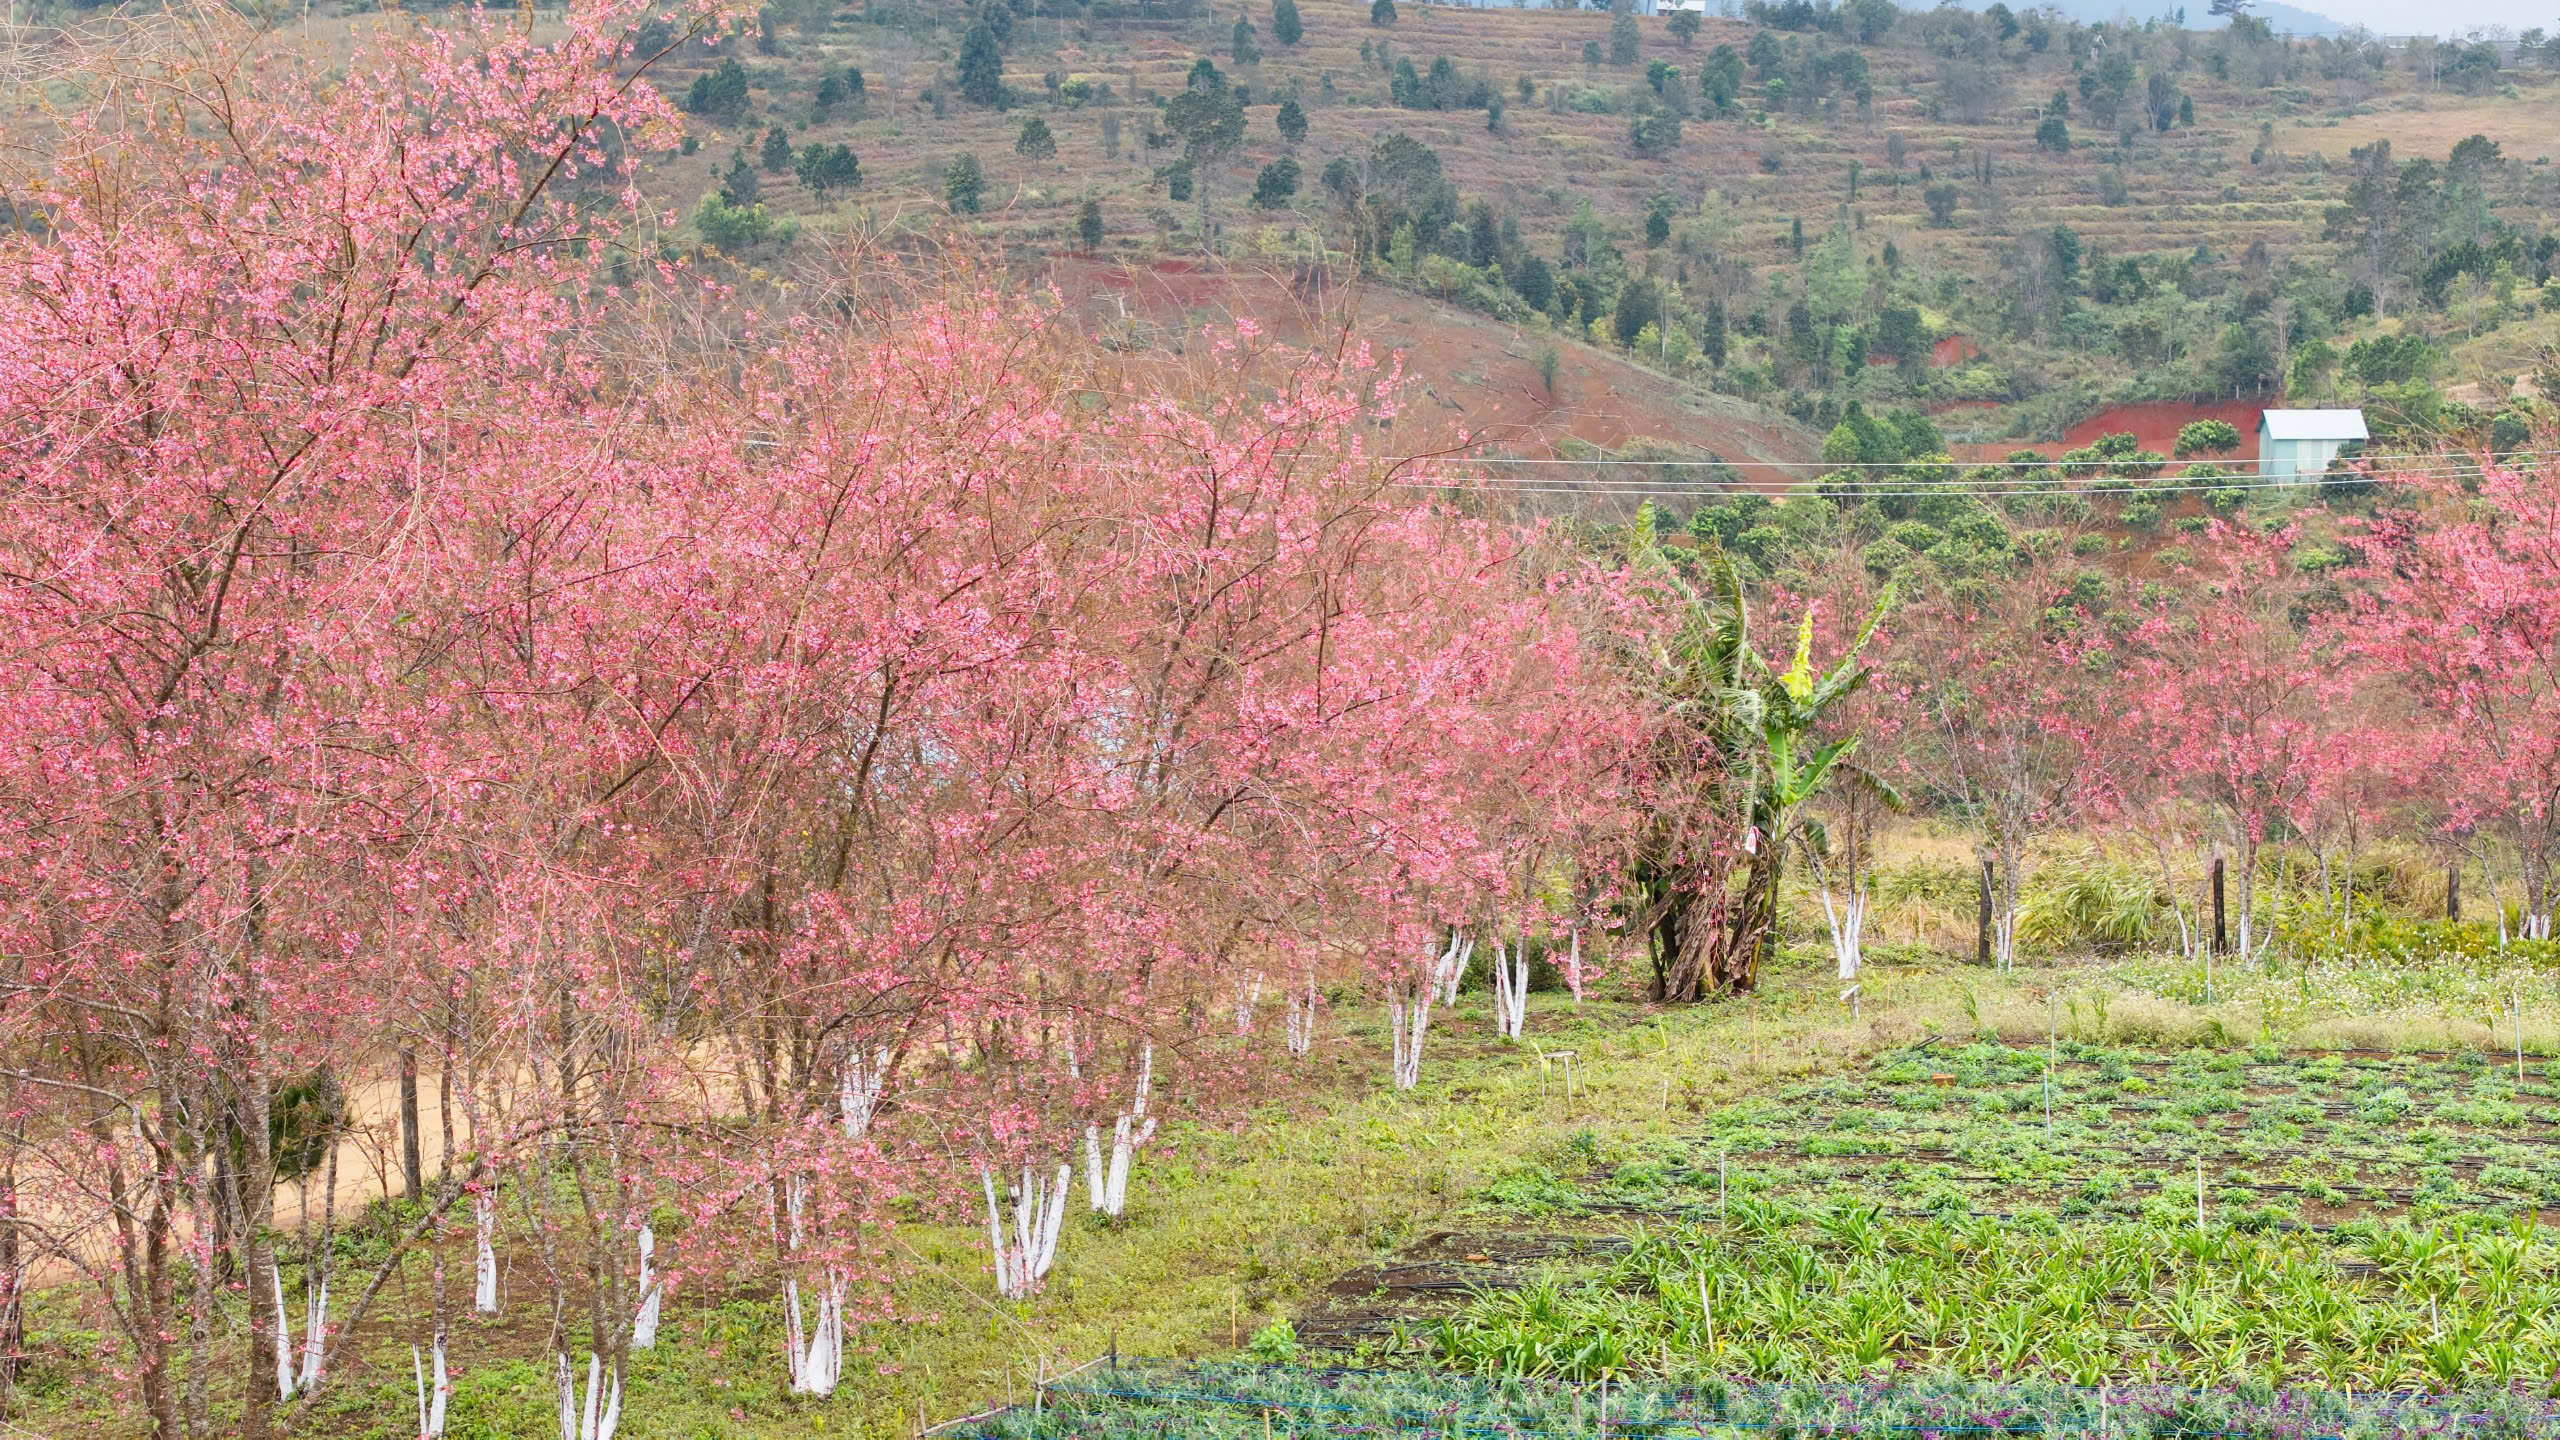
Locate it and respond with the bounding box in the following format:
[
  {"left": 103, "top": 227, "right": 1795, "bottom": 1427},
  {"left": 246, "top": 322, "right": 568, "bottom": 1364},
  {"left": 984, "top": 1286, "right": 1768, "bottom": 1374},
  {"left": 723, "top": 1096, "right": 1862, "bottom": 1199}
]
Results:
[{"left": 2257, "top": 409, "right": 2368, "bottom": 483}]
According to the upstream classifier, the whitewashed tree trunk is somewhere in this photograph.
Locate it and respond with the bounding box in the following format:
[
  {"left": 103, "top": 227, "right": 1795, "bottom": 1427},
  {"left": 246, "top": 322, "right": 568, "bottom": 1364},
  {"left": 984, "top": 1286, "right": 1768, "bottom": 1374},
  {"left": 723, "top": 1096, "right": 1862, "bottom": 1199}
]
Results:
[
  {"left": 1430, "top": 933, "right": 1473, "bottom": 1006},
  {"left": 1285, "top": 976, "right": 1316, "bottom": 1056},
  {"left": 2525, "top": 839, "right": 2553, "bottom": 940},
  {"left": 556, "top": 1352, "right": 622, "bottom": 1440},
  {"left": 1233, "top": 972, "right": 1265, "bottom": 1036},
  {"left": 1083, "top": 1045, "right": 1156, "bottom": 1218},
  {"left": 297, "top": 1274, "right": 328, "bottom": 1392},
  {"left": 1989, "top": 840, "right": 2024, "bottom": 973},
  {"left": 1490, "top": 941, "right": 1528, "bottom": 1041},
  {"left": 271, "top": 1264, "right": 298, "bottom": 1402},
  {"left": 839, "top": 1046, "right": 890, "bottom": 1139},
  {"left": 783, "top": 1268, "right": 847, "bottom": 1396},
  {"left": 1564, "top": 929, "right": 1583, "bottom": 1004},
  {"left": 1387, "top": 975, "right": 1433, "bottom": 1090},
  {"left": 413, "top": 1336, "right": 451, "bottom": 1440},
  {"left": 473, "top": 1192, "right": 499, "bottom": 1315},
  {"left": 982, "top": 1162, "right": 1070, "bottom": 1299},
  {"left": 631, "top": 1225, "right": 660, "bottom": 1351},
  {"left": 1813, "top": 870, "right": 1867, "bottom": 985},
  {"left": 775, "top": 1175, "right": 847, "bottom": 1393}
]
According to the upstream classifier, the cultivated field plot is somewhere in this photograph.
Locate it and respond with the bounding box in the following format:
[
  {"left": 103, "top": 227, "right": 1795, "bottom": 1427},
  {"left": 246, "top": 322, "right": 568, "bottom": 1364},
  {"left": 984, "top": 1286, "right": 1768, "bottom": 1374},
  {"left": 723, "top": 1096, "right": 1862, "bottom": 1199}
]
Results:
[
  {"left": 1692, "top": 1043, "right": 2560, "bottom": 1230},
  {"left": 1294, "top": 1044, "right": 2560, "bottom": 1394},
  {"left": 966, "top": 1363, "right": 2560, "bottom": 1440}
]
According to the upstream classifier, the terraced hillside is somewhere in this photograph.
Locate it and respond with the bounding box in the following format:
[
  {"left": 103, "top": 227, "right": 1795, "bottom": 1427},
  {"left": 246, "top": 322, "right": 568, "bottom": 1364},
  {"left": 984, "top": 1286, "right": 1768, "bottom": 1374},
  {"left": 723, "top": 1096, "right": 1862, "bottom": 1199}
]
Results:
[
  {"left": 619, "top": 0, "right": 2560, "bottom": 460},
  {"left": 636, "top": 0, "right": 2557, "bottom": 271}
]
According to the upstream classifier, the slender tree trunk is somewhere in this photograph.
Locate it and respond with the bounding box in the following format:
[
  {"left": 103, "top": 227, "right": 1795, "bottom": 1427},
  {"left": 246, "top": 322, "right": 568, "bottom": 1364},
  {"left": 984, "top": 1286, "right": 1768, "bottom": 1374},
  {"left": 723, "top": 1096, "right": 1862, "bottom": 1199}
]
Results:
[
  {"left": 401, "top": 1049, "right": 424, "bottom": 1201},
  {"left": 0, "top": 1153, "right": 20, "bottom": 1393}
]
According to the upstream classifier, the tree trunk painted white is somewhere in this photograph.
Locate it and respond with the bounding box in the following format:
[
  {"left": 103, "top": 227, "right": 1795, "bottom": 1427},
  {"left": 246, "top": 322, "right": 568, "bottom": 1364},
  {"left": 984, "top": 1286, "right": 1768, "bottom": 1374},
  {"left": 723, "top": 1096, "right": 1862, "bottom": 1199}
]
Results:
[
  {"left": 271, "top": 1264, "right": 298, "bottom": 1402},
  {"left": 297, "top": 1274, "right": 328, "bottom": 1392},
  {"left": 1811, "top": 862, "right": 1867, "bottom": 986},
  {"left": 1083, "top": 1045, "right": 1156, "bottom": 1218},
  {"left": 982, "top": 1162, "right": 1070, "bottom": 1299},
  {"left": 1387, "top": 976, "right": 1433, "bottom": 1090},
  {"left": 557, "top": 1352, "right": 622, "bottom": 1440},
  {"left": 631, "top": 1225, "right": 660, "bottom": 1351},
  {"left": 265, "top": 1263, "right": 333, "bottom": 1402},
  {"left": 473, "top": 1192, "right": 499, "bottom": 1315},
  {"left": 1233, "top": 972, "right": 1264, "bottom": 1036},
  {"left": 413, "top": 1336, "right": 451, "bottom": 1440},
  {"left": 2525, "top": 835, "right": 2553, "bottom": 940},
  {"left": 1285, "top": 976, "right": 1316, "bottom": 1056},
  {"left": 783, "top": 1268, "right": 847, "bottom": 1396},
  {"left": 1564, "top": 929, "right": 1583, "bottom": 1004},
  {"left": 1990, "top": 840, "right": 2024, "bottom": 973},
  {"left": 839, "top": 1046, "right": 890, "bottom": 1140},
  {"left": 1490, "top": 941, "right": 1528, "bottom": 1041},
  {"left": 1430, "top": 933, "right": 1473, "bottom": 1006}
]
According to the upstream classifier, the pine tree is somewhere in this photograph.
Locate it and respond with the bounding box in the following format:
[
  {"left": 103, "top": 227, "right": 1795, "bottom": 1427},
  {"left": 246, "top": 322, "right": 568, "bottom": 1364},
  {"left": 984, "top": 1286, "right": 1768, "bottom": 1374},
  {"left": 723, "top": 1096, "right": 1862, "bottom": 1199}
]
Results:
[
  {"left": 1078, "top": 198, "right": 1104, "bottom": 252},
  {"left": 684, "top": 57, "right": 750, "bottom": 119},
  {"left": 1370, "top": 0, "right": 1397, "bottom": 26},
  {"left": 761, "top": 126, "right": 793, "bottom": 172},
  {"left": 1610, "top": 7, "right": 1641, "bottom": 65},
  {"left": 796, "top": 143, "right": 862, "bottom": 196},
  {"left": 1272, "top": 0, "right": 1303, "bottom": 46},
  {"left": 957, "top": 23, "right": 1006, "bottom": 107},
  {"left": 1250, "top": 156, "right": 1300, "bottom": 209},
  {"left": 720, "top": 148, "right": 761, "bottom": 207},
  {"left": 1016, "top": 116, "right": 1058, "bottom": 163},
  {"left": 1275, "top": 97, "right": 1308, "bottom": 145},
  {"left": 945, "top": 152, "right": 987, "bottom": 212}
]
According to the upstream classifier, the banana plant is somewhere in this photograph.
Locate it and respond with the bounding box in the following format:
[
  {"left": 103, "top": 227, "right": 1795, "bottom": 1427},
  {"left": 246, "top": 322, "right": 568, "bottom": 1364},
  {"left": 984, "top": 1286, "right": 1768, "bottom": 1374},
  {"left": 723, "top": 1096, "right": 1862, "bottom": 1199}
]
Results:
[{"left": 1618, "top": 504, "right": 1895, "bottom": 999}]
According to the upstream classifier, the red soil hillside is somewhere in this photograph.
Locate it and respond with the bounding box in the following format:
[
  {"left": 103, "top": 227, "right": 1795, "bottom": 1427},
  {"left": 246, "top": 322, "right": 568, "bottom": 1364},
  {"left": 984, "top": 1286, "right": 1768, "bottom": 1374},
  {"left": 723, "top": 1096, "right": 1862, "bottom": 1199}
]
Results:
[
  {"left": 1958, "top": 398, "right": 2268, "bottom": 464},
  {"left": 1040, "top": 254, "right": 1827, "bottom": 478}
]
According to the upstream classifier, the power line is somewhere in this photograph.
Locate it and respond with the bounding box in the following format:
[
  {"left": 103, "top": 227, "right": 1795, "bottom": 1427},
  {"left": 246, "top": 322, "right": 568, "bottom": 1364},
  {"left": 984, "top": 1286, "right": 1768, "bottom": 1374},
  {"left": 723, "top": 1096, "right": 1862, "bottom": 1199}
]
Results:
[
  {"left": 1446, "top": 448, "right": 2560, "bottom": 471},
  {"left": 1390, "top": 460, "right": 2535, "bottom": 502}
]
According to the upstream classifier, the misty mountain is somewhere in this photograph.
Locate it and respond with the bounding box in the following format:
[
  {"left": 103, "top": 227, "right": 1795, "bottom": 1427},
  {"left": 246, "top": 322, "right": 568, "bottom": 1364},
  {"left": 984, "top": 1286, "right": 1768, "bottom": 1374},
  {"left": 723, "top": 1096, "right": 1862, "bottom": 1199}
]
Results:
[{"left": 1947, "top": 0, "right": 2351, "bottom": 36}]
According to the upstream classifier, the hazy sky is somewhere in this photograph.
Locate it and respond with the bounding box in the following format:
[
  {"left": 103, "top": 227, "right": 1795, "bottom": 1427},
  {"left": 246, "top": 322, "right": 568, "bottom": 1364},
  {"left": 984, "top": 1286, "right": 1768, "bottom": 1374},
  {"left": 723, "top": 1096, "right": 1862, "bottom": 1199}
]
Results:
[{"left": 2298, "top": 0, "right": 2550, "bottom": 33}]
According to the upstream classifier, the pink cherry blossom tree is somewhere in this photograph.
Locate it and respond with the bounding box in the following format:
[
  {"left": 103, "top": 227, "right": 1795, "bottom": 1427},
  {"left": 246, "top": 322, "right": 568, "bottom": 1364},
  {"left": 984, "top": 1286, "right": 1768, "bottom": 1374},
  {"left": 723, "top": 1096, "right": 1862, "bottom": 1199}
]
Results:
[{"left": 2347, "top": 457, "right": 2560, "bottom": 938}]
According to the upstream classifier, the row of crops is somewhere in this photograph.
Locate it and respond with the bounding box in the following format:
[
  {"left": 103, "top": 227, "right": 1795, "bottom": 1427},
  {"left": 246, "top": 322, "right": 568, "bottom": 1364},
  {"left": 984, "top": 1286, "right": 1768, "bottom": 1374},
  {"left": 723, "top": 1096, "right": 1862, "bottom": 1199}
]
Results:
[
  {"left": 970, "top": 1046, "right": 2560, "bottom": 1440},
  {"left": 1265, "top": 1044, "right": 2560, "bottom": 1412},
  {"left": 964, "top": 1363, "right": 2560, "bottom": 1440},
  {"left": 1549, "top": 1044, "right": 2560, "bottom": 1229},
  {"left": 1423, "top": 1215, "right": 2560, "bottom": 1389}
]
